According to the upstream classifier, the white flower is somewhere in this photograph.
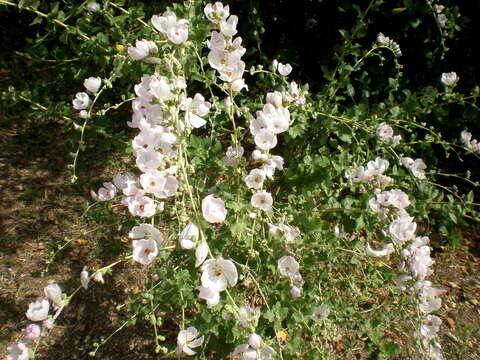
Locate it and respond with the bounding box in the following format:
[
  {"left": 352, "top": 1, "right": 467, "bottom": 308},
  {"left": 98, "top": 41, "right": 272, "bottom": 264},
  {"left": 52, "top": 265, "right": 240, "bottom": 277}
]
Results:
[
  {"left": 72, "top": 92, "right": 90, "bottom": 110},
  {"left": 277, "top": 256, "right": 300, "bottom": 279},
  {"left": 202, "top": 194, "right": 227, "bottom": 223},
  {"left": 204, "top": 2, "right": 230, "bottom": 24},
  {"left": 251, "top": 191, "right": 273, "bottom": 211},
  {"left": 44, "top": 283, "right": 63, "bottom": 306},
  {"left": 417, "top": 281, "right": 445, "bottom": 314},
  {"left": 176, "top": 327, "right": 204, "bottom": 356},
  {"left": 25, "top": 298, "right": 50, "bottom": 322},
  {"left": 197, "top": 286, "right": 220, "bottom": 308},
  {"left": 86, "top": 2, "right": 100, "bottom": 13},
  {"left": 365, "top": 242, "right": 395, "bottom": 257},
  {"left": 195, "top": 242, "right": 210, "bottom": 267},
  {"left": 441, "top": 72, "right": 459, "bottom": 86},
  {"left": 311, "top": 304, "right": 330, "bottom": 321},
  {"left": 83, "top": 77, "right": 102, "bottom": 93},
  {"left": 201, "top": 257, "right": 238, "bottom": 292},
  {"left": 276, "top": 62, "right": 292, "bottom": 76},
  {"left": 80, "top": 266, "right": 90, "bottom": 289},
  {"left": 7, "top": 342, "right": 30, "bottom": 360},
  {"left": 132, "top": 238, "right": 158, "bottom": 265},
  {"left": 179, "top": 223, "right": 199, "bottom": 249}
]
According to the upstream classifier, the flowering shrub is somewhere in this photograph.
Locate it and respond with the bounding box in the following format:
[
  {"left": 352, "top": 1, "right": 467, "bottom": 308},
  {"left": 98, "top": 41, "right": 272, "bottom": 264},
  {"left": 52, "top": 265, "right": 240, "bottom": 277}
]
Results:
[{"left": 3, "top": 1, "right": 480, "bottom": 359}]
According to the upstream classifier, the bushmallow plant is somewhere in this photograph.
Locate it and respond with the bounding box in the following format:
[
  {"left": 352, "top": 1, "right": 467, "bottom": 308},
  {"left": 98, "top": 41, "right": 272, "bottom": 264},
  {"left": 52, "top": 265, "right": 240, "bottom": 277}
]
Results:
[{"left": 13, "top": 0, "right": 480, "bottom": 358}]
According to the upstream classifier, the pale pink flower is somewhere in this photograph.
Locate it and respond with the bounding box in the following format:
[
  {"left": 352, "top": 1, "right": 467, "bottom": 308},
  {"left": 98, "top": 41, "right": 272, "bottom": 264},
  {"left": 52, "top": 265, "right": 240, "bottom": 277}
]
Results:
[
  {"left": 254, "top": 129, "right": 277, "bottom": 150},
  {"left": 72, "top": 92, "right": 90, "bottom": 110},
  {"left": 7, "top": 342, "right": 29, "bottom": 360},
  {"left": 132, "top": 238, "right": 158, "bottom": 265},
  {"left": 278, "top": 256, "right": 300, "bottom": 279},
  {"left": 204, "top": 2, "right": 230, "bottom": 24},
  {"left": 44, "top": 283, "right": 62, "bottom": 306},
  {"left": 197, "top": 286, "right": 220, "bottom": 308},
  {"left": 176, "top": 327, "right": 204, "bottom": 356},
  {"left": 245, "top": 168, "right": 266, "bottom": 189},
  {"left": 202, "top": 194, "right": 227, "bottom": 223},
  {"left": 80, "top": 266, "right": 89, "bottom": 289},
  {"left": 441, "top": 72, "right": 459, "bottom": 86},
  {"left": 151, "top": 11, "right": 188, "bottom": 45},
  {"left": 389, "top": 215, "right": 417, "bottom": 243},
  {"left": 182, "top": 93, "right": 211, "bottom": 128},
  {"left": 290, "top": 286, "right": 302, "bottom": 298},
  {"left": 220, "top": 15, "right": 238, "bottom": 37},
  {"left": 365, "top": 242, "right": 395, "bottom": 257},
  {"left": 201, "top": 257, "right": 238, "bottom": 292},
  {"left": 24, "top": 324, "right": 41, "bottom": 340},
  {"left": 251, "top": 191, "right": 273, "bottom": 211},
  {"left": 26, "top": 298, "right": 50, "bottom": 322},
  {"left": 179, "top": 223, "right": 199, "bottom": 249},
  {"left": 129, "top": 224, "right": 164, "bottom": 244},
  {"left": 276, "top": 62, "right": 292, "bottom": 76},
  {"left": 377, "top": 122, "right": 393, "bottom": 141},
  {"left": 311, "top": 304, "right": 330, "bottom": 321},
  {"left": 195, "top": 242, "right": 210, "bottom": 267},
  {"left": 128, "top": 39, "right": 158, "bottom": 61},
  {"left": 83, "top": 77, "right": 101, "bottom": 93}
]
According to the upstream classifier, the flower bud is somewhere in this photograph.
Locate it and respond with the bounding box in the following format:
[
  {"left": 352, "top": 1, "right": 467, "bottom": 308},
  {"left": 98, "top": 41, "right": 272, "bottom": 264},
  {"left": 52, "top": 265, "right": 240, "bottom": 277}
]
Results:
[{"left": 290, "top": 286, "right": 302, "bottom": 298}]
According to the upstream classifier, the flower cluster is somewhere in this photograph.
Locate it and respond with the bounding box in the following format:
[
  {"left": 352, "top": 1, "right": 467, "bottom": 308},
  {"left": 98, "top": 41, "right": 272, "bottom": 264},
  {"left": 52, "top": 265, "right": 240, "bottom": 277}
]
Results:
[
  {"left": 205, "top": 3, "right": 247, "bottom": 92},
  {"left": 460, "top": 130, "right": 480, "bottom": 154},
  {"left": 152, "top": 11, "right": 188, "bottom": 45},
  {"left": 7, "top": 284, "right": 64, "bottom": 360},
  {"left": 377, "top": 122, "right": 401, "bottom": 145},
  {"left": 345, "top": 157, "right": 392, "bottom": 189},
  {"left": 353, "top": 156, "right": 445, "bottom": 359},
  {"left": 376, "top": 33, "right": 402, "bottom": 57},
  {"left": 71, "top": 76, "right": 102, "bottom": 119},
  {"left": 435, "top": 4, "right": 447, "bottom": 27}
]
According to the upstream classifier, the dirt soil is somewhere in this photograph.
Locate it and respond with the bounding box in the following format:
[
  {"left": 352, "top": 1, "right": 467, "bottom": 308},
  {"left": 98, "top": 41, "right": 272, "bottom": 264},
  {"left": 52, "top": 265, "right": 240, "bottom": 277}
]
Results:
[{"left": 1, "top": 115, "right": 479, "bottom": 360}]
